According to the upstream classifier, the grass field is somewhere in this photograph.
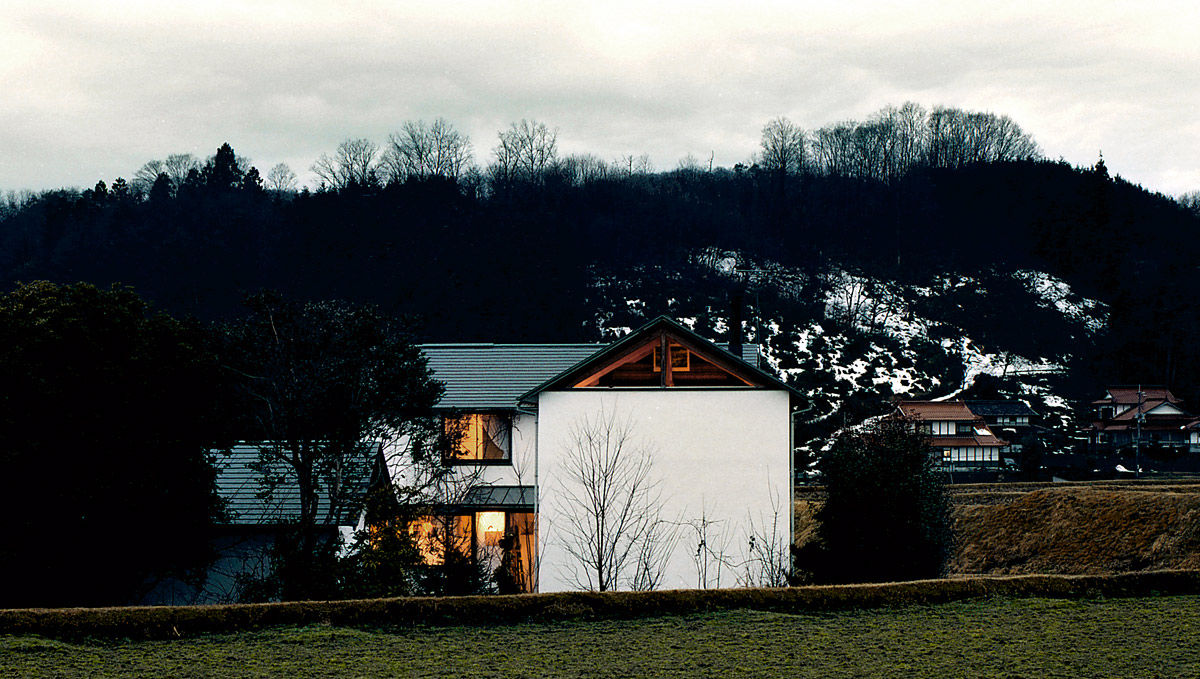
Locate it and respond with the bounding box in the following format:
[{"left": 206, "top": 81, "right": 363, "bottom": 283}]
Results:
[{"left": 5, "top": 595, "right": 1200, "bottom": 678}]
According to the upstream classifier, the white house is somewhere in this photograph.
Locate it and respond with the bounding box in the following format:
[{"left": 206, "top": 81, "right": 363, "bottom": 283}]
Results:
[
  {"left": 417, "top": 315, "right": 804, "bottom": 592},
  {"left": 896, "top": 400, "right": 1007, "bottom": 470}
]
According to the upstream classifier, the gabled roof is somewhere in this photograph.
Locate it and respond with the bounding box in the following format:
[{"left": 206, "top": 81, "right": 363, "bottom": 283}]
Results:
[
  {"left": 897, "top": 400, "right": 978, "bottom": 421},
  {"left": 422, "top": 344, "right": 603, "bottom": 409},
  {"left": 214, "top": 444, "right": 378, "bottom": 527},
  {"left": 1093, "top": 386, "right": 1180, "bottom": 406},
  {"left": 517, "top": 315, "right": 803, "bottom": 403},
  {"left": 928, "top": 435, "right": 1007, "bottom": 448},
  {"left": 1107, "top": 399, "right": 1191, "bottom": 421},
  {"left": 965, "top": 400, "right": 1037, "bottom": 417}
]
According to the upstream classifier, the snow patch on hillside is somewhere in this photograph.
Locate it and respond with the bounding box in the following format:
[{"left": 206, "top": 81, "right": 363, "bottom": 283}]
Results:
[{"left": 1013, "top": 270, "right": 1108, "bottom": 333}]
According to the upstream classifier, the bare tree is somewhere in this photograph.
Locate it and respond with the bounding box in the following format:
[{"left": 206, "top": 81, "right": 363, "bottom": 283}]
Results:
[
  {"left": 810, "top": 123, "right": 857, "bottom": 176},
  {"left": 554, "top": 406, "right": 667, "bottom": 591},
  {"left": 381, "top": 119, "right": 474, "bottom": 183},
  {"left": 1180, "top": 191, "right": 1200, "bottom": 218},
  {"left": 558, "top": 153, "right": 610, "bottom": 186},
  {"left": 265, "top": 163, "right": 298, "bottom": 193},
  {"left": 614, "top": 153, "right": 653, "bottom": 178},
  {"left": 492, "top": 119, "right": 558, "bottom": 183},
  {"left": 759, "top": 117, "right": 806, "bottom": 176},
  {"left": 132, "top": 160, "right": 167, "bottom": 196},
  {"left": 737, "top": 483, "right": 791, "bottom": 588},
  {"left": 163, "top": 154, "right": 201, "bottom": 187},
  {"left": 681, "top": 504, "right": 735, "bottom": 589},
  {"left": 312, "top": 138, "right": 380, "bottom": 190}
]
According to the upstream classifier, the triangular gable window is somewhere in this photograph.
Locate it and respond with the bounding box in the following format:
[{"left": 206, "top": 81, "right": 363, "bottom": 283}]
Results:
[{"left": 572, "top": 332, "right": 754, "bottom": 388}]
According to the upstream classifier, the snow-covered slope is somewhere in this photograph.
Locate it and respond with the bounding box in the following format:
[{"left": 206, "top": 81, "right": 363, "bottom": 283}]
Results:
[{"left": 587, "top": 249, "right": 1108, "bottom": 449}]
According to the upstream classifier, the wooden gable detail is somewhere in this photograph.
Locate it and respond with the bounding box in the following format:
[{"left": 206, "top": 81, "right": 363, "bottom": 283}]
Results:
[{"left": 572, "top": 330, "right": 757, "bottom": 388}]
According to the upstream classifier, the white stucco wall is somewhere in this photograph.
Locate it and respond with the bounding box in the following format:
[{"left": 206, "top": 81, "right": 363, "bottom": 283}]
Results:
[
  {"left": 383, "top": 411, "right": 538, "bottom": 492},
  {"left": 535, "top": 389, "right": 791, "bottom": 592}
]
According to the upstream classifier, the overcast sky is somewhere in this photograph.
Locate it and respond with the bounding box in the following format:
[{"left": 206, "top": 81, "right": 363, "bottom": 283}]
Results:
[{"left": 2, "top": 1, "right": 1197, "bottom": 195}]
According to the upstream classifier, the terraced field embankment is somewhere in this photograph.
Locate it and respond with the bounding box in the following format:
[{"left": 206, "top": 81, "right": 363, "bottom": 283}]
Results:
[{"left": 795, "top": 479, "right": 1200, "bottom": 575}]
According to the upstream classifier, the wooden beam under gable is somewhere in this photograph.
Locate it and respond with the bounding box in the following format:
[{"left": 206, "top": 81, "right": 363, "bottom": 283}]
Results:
[
  {"left": 570, "top": 327, "right": 762, "bottom": 389},
  {"left": 661, "top": 333, "right": 674, "bottom": 387},
  {"left": 572, "top": 336, "right": 659, "bottom": 388},
  {"left": 664, "top": 331, "right": 756, "bottom": 387}
]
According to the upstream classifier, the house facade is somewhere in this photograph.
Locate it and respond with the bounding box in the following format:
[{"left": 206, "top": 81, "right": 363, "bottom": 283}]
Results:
[
  {"left": 1090, "top": 386, "right": 1196, "bottom": 451},
  {"left": 416, "top": 316, "right": 802, "bottom": 592},
  {"left": 965, "top": 399, "right": 1039, "bottom": 457},
  {"left": 896, "top": 400, "right": 1007, "bottom": 470}
]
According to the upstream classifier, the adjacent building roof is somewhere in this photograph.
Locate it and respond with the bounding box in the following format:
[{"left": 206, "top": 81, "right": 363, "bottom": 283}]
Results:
[
  {"left": 928, "top": 435, "right": 1007, "bottom": 448},
  {"left": 897, "top": 400, "right": 977, "bottom": 421},
  {"left": 422, "top": 344, "right": 602, "bottom": 409},
  {"left": 423, "top": 318, "right": 771, "bottom": 410},
  {"left": 1092, "top": 386, "right": 1180, "bottom": 406},
  {"left": 965, "top": 400, "right": 1038, "bottom": 418},
  {"left": 214, "top": 444, "right": 378, "bottom": 527},
  {"left": 461, "top": 485, "right": 536, "bottom": 510},
  {"left": 896, "top": 400, "right": 1007, "bottom": 447}
]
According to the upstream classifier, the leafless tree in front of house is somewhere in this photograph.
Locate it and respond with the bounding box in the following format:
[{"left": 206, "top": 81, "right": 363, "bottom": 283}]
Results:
[{"left": 554, "top": 406, "right": 668, "bottom": 591}]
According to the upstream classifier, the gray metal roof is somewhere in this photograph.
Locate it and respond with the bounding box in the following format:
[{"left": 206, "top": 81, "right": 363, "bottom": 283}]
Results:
[
  {"left": 462, "top": 485, "right": 536, "bottom": 509},
  {"left": 423, "top": 341, "right": 761, "bottom": 410},
  {"left": 214, "top": 444, "right": 376, "bottom": 527},
  {"left": 422, "top": 344, "right": 603, "bottom": 409},
  {"left": 965, "top": 400, "right": 1038, "bottom": 417}
]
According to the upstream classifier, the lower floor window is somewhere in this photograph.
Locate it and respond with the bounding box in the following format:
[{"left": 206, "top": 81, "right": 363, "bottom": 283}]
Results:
[{"left": 406, "top": 511, "right": 537, "bottom": 593}]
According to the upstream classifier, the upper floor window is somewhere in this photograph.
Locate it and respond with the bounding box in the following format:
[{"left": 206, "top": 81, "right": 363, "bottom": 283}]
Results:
[
  {"left": 443, "top": 413, "right": 511, "bottom": 464},
  {"left": 930, "top": 420, "right": 955, "bottom": 436},
  {"left": 652, "top": 343, "right": 690, "bottom": 372}
]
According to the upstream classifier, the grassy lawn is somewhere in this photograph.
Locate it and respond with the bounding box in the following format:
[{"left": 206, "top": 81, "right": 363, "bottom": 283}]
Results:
[{"left": 4, "top": 595, "right": 1199, "bottom": 678}]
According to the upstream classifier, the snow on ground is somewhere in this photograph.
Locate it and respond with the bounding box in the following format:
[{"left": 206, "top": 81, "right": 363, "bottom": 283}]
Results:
[
  {"left": 1013, "top": 270, "right": 1108, "bottom": 333},
  {"left": 935, "top": 337, "right": 1065, "bottom": 401},
  {"left": 594, "top": 254, "right": 1085, "bottom": 448}
]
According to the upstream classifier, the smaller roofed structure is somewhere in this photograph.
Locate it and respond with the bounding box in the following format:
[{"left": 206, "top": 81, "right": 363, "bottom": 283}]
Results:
[{"left": 896, "top": 400, "right": 1007, "bottom": 471}]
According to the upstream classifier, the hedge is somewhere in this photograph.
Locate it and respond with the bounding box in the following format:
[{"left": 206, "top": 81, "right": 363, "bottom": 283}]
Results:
[{"left": 4, "top": 570, "right": 1200, "bottom": 640}]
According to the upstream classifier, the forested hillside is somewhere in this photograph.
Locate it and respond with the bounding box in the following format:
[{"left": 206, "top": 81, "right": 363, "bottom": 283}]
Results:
[{"left": 3, "top": 104, "right": 1199, "bottom": 434}]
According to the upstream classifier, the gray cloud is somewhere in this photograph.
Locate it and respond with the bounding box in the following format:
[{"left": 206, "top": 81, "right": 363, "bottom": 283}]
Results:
[{"left": 2, "top": 1, "right": 1197, "bottom": 195}]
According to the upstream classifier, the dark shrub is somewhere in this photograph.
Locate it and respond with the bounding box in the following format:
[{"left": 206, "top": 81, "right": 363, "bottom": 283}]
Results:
[{"left": 797, "top": 416, "right": 953, "bottom": 583}]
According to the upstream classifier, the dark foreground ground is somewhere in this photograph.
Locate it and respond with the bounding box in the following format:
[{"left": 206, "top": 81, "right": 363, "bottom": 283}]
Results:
[{"left": 3, "top": 595, "right": 1197, "bottom": 678}]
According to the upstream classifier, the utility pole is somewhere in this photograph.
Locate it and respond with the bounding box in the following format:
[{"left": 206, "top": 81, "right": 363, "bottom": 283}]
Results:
[{"left": 1135, "top": 385, "right": 1145, "bottom": 479}]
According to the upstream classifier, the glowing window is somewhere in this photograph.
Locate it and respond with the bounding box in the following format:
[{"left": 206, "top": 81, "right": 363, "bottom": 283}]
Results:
[
  {"left": 408, "top": 515, "right": 472, "bottom": 566},
  {"left": 444, "top": 414, "right": 511, "bottom": 463},
  {"left": 652, "top": 343, "right": 690, "bottom": 372}
]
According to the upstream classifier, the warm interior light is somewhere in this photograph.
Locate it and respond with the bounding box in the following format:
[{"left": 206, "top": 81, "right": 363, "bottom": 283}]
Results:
[{"left": 476, "top": 511, "right": 506, "bottom": 546}]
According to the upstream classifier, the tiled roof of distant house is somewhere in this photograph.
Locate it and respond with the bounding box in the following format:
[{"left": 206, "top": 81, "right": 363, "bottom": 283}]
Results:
[
  {"left": 214, "top": 444, "right": 379, "bottom": 526},
  {"left": 965, "top": 400, "right": 1038, "bottom": 417},
  {"left": 897, "top": 400, "right": 977, "bottom": 421},
  {"left": 1091, "top": 386, "right": 1180, "bottom": 406}
]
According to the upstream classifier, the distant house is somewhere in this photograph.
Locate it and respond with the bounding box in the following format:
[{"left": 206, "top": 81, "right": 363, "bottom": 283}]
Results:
[
  {"left": 896, "top": 400, "right": 1007, "bottom": 471},
  {"left": 1089, "top": 386, "right": 1195, "bottom": 451},
  {"left": 965, "top": 399, "right": 1039, "bottom": 456},
  {"left": 417, "top": 315, "right": 804, "bottom": 592}
]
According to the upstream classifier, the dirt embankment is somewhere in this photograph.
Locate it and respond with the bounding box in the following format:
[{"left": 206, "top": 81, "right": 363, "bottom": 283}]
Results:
[{"left": 796, "top": 480, "right": 1200, "bottom": 576}]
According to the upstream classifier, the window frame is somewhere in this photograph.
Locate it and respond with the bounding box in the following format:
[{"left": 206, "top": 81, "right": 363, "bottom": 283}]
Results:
[{"left": 442, "top": 412, "right": 514, "bottom": 466}]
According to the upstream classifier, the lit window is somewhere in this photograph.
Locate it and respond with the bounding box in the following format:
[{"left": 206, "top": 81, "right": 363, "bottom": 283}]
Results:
[
  {"left": 652, "top": 343, "right": 690, "bottom": 372},
  {"left": 444, "top": 414, "right": 511, "bottom": 463},
  {"left": 408, "top": 515, "right": 472, "bottom": 566},
  {"left": 476, "top": 511, "right": 506, "bottom": 547}
]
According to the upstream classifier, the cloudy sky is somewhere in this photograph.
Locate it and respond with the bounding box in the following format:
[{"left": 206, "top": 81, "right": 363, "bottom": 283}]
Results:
[{"left": 2, "top": 1, "right": 1197, "bottom": 195}]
